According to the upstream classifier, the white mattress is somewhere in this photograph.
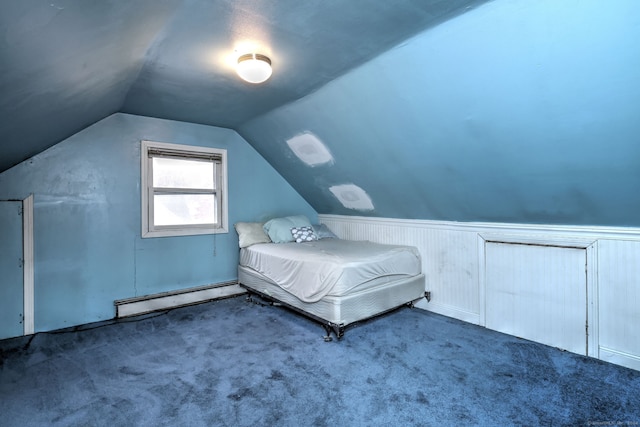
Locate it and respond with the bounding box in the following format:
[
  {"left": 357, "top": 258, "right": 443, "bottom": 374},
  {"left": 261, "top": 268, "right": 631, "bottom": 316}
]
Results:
[{"left": 239, "top": 239, "right": 422, "bottom": 303}]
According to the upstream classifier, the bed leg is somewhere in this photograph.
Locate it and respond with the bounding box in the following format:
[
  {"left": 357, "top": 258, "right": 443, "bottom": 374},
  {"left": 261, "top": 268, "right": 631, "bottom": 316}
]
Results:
[
  {"left": 322, "top": 324, "right": 333, "bottom": 342},
  {"left": 322, "top": 322, "right": 345, "bottom": 342},
  {"left": 335, "top": 324, "right": 345, "bottom": 340},
  {"left": 407, "top": 292, "right": 430, "bottom": 309},
  {"left": 245, "top": 292, "right": 261, "bottom": 305}
]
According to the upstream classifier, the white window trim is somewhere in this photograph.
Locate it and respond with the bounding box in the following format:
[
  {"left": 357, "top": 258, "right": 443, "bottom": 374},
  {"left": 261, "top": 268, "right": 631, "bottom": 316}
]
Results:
[{"left": 141, "top": 140, "right": 228, "bottom": 238}]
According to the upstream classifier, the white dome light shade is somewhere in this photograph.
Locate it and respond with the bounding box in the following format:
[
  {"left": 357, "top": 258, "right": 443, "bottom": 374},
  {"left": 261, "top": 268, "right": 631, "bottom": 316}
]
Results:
[{"left": 237, "top": 53, "right": 272, "bottom": 84}]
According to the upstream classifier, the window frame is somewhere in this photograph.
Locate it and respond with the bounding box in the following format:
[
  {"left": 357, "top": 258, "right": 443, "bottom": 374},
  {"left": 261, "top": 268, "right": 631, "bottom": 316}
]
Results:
[{"left": 141, "top": 140, "right": 228, "bottom": 238}]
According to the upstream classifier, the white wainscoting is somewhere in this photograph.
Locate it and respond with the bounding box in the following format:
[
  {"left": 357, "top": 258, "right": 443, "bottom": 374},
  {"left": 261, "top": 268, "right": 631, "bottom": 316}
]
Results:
[
  {"left": 484, "top": 242, "right": 590, "bottom": 356},
  {"left": 597, "top": 239, "right": 640, "bottom": 370},
  {"left": 319, "top": 214, "right": 640, "bottom": 371}
]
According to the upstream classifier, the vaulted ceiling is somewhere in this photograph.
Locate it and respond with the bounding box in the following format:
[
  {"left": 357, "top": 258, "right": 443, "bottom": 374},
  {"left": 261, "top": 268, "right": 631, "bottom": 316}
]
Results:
[
  {"left": 2, "top": 0, "right": 639, "bottom": 227},
  {"left": 0, "top": 0, "right": 488, "bottom": 173}
]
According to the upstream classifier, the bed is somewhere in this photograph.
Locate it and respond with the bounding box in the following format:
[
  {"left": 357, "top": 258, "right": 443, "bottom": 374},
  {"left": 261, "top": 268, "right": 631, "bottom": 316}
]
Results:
[{"left": 235, "top": 216, "right": 426, "bottom": 340}]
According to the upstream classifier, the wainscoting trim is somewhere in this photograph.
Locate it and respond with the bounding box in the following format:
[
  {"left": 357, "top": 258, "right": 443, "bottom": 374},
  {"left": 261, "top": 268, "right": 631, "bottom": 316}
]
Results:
[
  {"left": 600, "top": 347, "right": 640, "bottom": 372},
  {"left": 319, "top": 214, "right": 640, "bottom": 371},
  {"left": 319, "top": 214, "right": 640, "bottom": 240},
  {"left": 415, "top": 300, "right": 480, "bottom": 325}
]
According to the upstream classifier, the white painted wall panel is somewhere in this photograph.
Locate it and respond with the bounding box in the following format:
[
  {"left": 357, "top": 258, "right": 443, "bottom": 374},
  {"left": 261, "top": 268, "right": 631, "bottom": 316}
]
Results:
[
  {"left": 0, "top": 201, "right": 24, "bottom": 340},
  {"left": 485, "top": 242, "right": 587, "bottom": 355},
  {"left": 597, "top": 239, "right": 640, "bottom": 370},
  {"left": 320, "top": 216, "right": 480, "bottom": 323},
  {"left": 319, "top": 214, "right": 640, "bottom": 370}
]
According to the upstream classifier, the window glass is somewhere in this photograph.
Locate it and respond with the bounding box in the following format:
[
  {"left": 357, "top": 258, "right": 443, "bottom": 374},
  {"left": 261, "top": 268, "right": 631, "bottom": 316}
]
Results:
[
  {"left": 153, "top": 194, "right": 216, "bottom": 226},
  {"left": 141, "top": 140, "right": 227, "bottom": 238},
  {"left": 152, "top": 157, "right": 214, "bottom": 189}
]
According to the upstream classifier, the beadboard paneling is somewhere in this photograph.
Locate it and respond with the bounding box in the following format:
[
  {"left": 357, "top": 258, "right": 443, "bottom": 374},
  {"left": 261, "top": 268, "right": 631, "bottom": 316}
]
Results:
[
  {"left": 597, "top": 239, "right": 640, "bottom": 370},
  {"left": 319, "top": 214, "right": 640, "bottom": 370},
  {"left": 320, "top": 216, "right": 480, "bottom": 323},
  {"left": 485, "top": 242, "right": 587, "bottom": 355}
]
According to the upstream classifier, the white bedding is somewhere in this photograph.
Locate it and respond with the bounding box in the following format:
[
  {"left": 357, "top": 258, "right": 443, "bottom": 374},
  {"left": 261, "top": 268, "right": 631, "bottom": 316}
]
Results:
[{"left": 239, "top": 239, "right": 422, "bottom": 303}]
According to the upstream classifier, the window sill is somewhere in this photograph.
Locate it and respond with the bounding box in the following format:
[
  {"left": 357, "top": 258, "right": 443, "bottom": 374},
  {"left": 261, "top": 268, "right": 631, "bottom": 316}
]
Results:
[{"left": 142, "top": 226, "right": 228, "bottom": 239}]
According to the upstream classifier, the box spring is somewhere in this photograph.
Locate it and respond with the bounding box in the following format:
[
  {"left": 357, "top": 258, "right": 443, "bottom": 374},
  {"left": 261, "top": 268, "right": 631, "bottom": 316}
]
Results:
[{"left": 238, "top": 265, "right": 425, "bottom": 327}]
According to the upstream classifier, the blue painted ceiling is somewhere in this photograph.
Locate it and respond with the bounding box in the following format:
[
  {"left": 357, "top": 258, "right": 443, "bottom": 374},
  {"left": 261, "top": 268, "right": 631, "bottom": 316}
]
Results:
[
  {"left": 0, "top": 0, "right": 488, "bottom": 172},
  {"left": 2, "top": 0, "right": 639, "bottom": 227}
]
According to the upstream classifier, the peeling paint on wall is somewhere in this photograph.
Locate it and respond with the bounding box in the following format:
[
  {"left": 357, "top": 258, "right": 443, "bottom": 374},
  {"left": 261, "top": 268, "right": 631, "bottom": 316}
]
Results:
[
  {"left": 286, "top": 132, "right": 334, "bottom": 167},
  {"left": 329, "top": 184, "right": 374, "bottom": 211}
]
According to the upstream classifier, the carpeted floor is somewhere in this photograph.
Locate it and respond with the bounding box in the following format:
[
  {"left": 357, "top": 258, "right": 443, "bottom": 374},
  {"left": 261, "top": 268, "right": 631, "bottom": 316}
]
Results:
[{"left": 1, "top": 296, "right": 639, "bottom": 426}]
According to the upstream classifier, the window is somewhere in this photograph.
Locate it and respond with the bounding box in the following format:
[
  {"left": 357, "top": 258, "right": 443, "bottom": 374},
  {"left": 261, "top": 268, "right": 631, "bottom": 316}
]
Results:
[{"left": 141, "top": 140, "right": 228, "bottom": 238}]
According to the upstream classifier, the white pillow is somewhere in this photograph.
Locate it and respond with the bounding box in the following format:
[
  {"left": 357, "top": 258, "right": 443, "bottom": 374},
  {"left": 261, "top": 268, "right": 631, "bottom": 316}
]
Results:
[{"left": 234, "top": 222, "right": 271, "bottom": 248}]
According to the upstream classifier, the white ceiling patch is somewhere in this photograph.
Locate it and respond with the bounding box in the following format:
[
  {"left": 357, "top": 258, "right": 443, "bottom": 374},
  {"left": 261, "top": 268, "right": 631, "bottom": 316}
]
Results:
[
  {"left": 329, "top": 184, "right": 375, "bottom": 211},
  {"left": 286, "top": 132, "right": 334, "bottom": 167}
]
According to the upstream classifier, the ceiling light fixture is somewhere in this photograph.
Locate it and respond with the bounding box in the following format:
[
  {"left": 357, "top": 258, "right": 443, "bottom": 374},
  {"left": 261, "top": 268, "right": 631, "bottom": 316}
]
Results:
[{"left": 236, "top": 53, "right": 272, "bottom": 84}]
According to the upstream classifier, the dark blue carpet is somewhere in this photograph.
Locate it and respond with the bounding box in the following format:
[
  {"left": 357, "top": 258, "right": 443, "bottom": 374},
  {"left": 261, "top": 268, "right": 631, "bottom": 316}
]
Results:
[{"left": 1, "top": 296, "right": 639, "bottom": 426}]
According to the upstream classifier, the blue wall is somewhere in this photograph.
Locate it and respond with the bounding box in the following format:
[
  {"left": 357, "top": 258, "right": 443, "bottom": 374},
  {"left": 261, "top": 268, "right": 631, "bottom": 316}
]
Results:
[
  {"left": 0, "top": 113, "right": 316, "bottom": 332},
  {"left": 240, "top": 0, "right": 640, "bottom": 226}
]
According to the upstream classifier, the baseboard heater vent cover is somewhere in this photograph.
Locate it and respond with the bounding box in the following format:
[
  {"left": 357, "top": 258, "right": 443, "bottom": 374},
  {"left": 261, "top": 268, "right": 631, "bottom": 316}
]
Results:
[{"left": 115, "top": 281, "right": 246, "bottom": 318}]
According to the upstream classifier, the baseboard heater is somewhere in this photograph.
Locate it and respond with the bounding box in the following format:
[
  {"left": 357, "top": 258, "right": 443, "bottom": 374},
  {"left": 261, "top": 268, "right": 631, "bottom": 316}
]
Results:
[{"left": 114, "top": 281, "right": 246, "bottom": 318}]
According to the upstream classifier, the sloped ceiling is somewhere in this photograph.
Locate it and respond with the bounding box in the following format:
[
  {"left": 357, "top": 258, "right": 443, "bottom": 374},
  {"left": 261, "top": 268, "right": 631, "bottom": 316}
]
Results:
[
  {"left": 238, "top": 0, "right": 640, "bottom": 226},
  {"left": 2, "top": 0, "right": 639, "bottom": 227},
  {"left": 0, "top": 0, "right": 488, "bottom": 173}
]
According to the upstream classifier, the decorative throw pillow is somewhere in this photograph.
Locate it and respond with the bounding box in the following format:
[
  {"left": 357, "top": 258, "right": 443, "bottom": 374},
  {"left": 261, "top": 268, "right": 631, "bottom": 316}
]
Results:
[
  {"left": 291, "top": 226, "right": 318, "bottom": 243},
  {"left": 234, "top": 222, "right": 271, "bottom": 248},
  {"left": 263, "top": 215, "right": 312, "bottom": 243}
]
